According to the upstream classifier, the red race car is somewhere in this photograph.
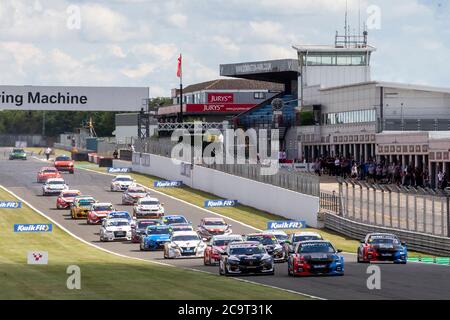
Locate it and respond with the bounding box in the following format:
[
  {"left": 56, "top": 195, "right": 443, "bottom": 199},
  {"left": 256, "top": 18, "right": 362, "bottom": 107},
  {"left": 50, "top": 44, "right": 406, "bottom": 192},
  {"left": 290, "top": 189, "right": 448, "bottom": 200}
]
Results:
[
  {"left": 37, "top": 167, "right": 61, "bottom": 183},
  {"left": 56, "top": 189, "right": 81, "bottom": 209},
  {"left": 86, "top": 202, "right": 115, "bottom": 225},
  {"left": 54, "top": 155, "right": 74, "bottom": 174},
  {"left": 203, "top": 234, "right": 243, "bottom": 266}
]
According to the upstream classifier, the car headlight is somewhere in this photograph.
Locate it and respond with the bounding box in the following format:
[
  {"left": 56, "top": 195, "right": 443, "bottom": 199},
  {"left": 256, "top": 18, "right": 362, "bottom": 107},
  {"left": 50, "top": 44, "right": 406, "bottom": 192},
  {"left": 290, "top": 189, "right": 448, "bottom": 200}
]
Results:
[
  {"left": 262, "top": 256, "right": 273, "bottom": 262},
  {"left": 228, "top": 257, "right": 240, "bottom": 263},
  {"left": 170, "top": 243, "right": 179, "bottom": 249}
]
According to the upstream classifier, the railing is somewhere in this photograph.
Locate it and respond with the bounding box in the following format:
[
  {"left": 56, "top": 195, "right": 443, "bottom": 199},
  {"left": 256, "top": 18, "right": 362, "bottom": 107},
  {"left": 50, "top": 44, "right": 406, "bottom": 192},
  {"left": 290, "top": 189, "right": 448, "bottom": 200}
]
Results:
[
  {"left": 336, "top": 178, "right": 450, "bottom": 237},
  {"left": 320, "top": 191, "right": 341, "bottom": 214},
  {"left": 158, "top": 122, "right": 230, "bottom": 132}
]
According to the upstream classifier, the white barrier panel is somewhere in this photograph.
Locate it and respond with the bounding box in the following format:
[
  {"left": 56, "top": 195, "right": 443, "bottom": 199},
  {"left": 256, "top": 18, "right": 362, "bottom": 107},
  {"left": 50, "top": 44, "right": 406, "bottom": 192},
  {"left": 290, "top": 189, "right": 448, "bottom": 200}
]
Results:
[{"left": 130, "top": 153, "right": 319, "bottom": 228}]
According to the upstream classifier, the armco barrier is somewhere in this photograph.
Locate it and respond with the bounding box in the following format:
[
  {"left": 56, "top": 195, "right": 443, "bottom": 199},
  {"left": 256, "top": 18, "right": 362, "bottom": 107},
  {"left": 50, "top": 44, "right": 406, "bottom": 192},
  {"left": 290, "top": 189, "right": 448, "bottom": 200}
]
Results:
[{"left": 324, "top": 212, "right": 450, "bottom": 256}]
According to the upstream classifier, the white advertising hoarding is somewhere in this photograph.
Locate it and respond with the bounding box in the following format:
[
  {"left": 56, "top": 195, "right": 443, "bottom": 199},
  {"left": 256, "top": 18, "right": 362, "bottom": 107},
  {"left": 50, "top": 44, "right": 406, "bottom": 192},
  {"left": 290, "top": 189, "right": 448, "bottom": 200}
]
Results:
[{"left": 0, "top": 85, "right": 149, "bottom": 111}]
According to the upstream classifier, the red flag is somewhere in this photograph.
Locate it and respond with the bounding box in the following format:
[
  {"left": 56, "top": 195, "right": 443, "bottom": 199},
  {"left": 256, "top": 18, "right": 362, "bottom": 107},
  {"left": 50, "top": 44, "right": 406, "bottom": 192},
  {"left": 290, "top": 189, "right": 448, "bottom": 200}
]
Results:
[{"left": 176, "top": 54, "right": 182, "bottom": 78}]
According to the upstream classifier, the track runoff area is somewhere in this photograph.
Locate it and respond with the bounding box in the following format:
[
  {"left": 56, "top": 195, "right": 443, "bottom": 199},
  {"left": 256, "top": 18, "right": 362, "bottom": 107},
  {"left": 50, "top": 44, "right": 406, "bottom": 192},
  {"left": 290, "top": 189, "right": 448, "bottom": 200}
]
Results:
[{"left": 1, "top": 151, "right": 450, "bottom": 300}]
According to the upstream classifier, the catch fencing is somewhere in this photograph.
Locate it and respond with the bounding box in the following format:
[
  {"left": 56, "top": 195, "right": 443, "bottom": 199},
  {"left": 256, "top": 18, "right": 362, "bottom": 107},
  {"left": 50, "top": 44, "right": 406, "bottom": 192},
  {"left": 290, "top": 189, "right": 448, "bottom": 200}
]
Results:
[{"left": 330, "top": 178, "right": 450, "bottom": 238}]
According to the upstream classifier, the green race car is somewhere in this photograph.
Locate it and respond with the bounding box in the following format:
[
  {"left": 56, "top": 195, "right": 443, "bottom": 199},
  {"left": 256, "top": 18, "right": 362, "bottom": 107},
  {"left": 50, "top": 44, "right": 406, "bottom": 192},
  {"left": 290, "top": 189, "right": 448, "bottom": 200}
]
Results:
[{"left": 9, "top": 148, "right": 27, "bottom": 160}]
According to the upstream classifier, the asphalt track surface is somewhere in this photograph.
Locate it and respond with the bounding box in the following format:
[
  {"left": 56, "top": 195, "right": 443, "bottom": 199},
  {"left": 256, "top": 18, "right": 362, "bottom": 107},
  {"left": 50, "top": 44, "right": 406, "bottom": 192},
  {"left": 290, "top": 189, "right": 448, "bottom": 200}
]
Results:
[{"left": 1, "top": 153, "right": 450, "bottom": 299}]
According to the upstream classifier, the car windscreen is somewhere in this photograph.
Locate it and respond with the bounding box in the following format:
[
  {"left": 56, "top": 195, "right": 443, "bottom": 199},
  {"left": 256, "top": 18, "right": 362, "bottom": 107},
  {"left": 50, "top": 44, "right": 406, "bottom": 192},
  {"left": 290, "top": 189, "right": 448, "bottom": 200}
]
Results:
[
  {"left": 107, "top": 221, "right": 129, "bottom": 227},
  {"left": 213, "top": 239, "right": 239, "bottom": 246},
  {"left": 172, "top": 226, "right": 192, "bottom": 231},
  {"left": 138, "top": 221, "right": 159, "bottom": 228},
  {"left": 147, "top": 228, "right": 170, "bottom": 235},
  {"left": 165, "top": 217, "right": 187, "bottom": 224},
  {"left": 140, "top": 200, "right": 159, "bottom": 205},
  {"left": 79, "top": 200, "right": 95, "bottom": 206},
  {"left": 55, "top": 156, "right": 71, "bottom": 161},
  {"left": 368, "top": 236, "right": 399, "bottom": 245},
  {"left": 298, "top": 242, "right": 335, "bottom": 254},
  {"left": 229, "top": 246, "right": 265, "bottom": 255},
  {"left": 128, "top": 189, "right": 146, "bottom": 194},
  {"left": 115, "top": 177, "right": 132, "bottom": 181},
  {"left": 172, "top": 235, "right": 199, "bottom": 241},
  {"left": 62, "top": 193, "right": 79, "bottom": 198},
  {"left": 94, "top": 205, "right": 113, "bottom": 211},
  {"left": 293, "top": 235, "right": 322, "bottom": 242},
  {"left": 49, "top": 180, "right": 65, "bottom": 185},
  {"left": 273, "top": 234, "right": 289, "bottom": 241},
  {"left": 246, "top": 236, "right": 276, "bottom": 245},
  {"left": 13, "top": 149, "right": 24, "bottom": 153},
  {"left": 204, "top": 220, "right": 226, "bottom": 226},
  {"left": 109, "top": 213, "right": 130, "bottom": 219},
  {"left": 43, "top": 169, "right": 57, "bottom": 173}
]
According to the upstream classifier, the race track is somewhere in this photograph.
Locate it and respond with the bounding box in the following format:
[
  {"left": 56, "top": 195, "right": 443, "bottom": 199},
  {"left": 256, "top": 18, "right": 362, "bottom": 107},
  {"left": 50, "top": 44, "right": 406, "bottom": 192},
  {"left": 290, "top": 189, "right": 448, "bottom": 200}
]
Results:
[{"left": 1, "top": 152, "right": 449, "bottom": 299}]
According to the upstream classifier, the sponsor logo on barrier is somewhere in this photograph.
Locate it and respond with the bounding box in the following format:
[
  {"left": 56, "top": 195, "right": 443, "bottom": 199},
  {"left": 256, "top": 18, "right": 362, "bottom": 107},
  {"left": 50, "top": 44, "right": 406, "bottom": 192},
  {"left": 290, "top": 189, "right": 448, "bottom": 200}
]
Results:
[
  {"left": 267, "top": 220, "right": 306, "bottom": 230},
  {"left": 107, "top": 167, "right": 131, "bottom": 173},
  {"left": 204, "top": 199, "right": 237, "bottom": 208},
  {"left": 0, "top": 201, "right": 22, "bottom": 208},
  {"left": 27, "top": 251, "right": 49, "bottom": 265},
  {"left": 153, "top": 181, "right": 183, "bottom": 188},
  {"left": 14, "top": 224, "right": 52, "bottom": 232}
]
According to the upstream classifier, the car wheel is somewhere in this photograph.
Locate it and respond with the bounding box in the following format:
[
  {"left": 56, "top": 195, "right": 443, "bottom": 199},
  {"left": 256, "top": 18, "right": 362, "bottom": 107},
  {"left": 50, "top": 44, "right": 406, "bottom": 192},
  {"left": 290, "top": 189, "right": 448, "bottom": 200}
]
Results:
[
  {"left": 219, "top": 261, "right": 224, "bottom": 275},
  {"left": 70, "top": 170, "right": 74, "bottom": 174},
  {"left": 203, "top": 255, "right": 209, "bottom": 266},
  {"left": 140, "top": 243, "right": 144, "bottom": 251}
]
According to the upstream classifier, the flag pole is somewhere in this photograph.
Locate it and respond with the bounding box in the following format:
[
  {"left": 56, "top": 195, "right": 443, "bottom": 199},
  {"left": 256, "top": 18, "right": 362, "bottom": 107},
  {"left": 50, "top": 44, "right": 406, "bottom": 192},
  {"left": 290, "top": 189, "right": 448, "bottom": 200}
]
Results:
[{"left": 179, "top": 54, "right": 183, "bottom": 123}]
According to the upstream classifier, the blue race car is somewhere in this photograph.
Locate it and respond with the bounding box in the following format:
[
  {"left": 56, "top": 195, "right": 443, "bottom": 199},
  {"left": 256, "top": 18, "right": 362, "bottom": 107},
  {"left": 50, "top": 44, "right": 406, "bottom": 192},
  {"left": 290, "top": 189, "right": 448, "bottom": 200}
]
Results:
[
  {"left": 162, "top": 215, "right": 191, "bottom": 225},
  {"left": 357, "top": 233, "right": 407, "bottom": 264},
  {"left": 140, "top": 225, "right": 172, "bottom": 251},
  {"left": 288, "top": 240, "right": 344, "bottom": 277}
]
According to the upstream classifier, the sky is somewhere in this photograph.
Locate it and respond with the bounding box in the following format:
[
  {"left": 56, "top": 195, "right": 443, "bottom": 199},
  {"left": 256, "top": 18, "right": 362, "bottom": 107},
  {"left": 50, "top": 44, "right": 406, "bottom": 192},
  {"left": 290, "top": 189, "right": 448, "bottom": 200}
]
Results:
[{"left": 0, "top": 0, "right": 449, "bottom": 97}]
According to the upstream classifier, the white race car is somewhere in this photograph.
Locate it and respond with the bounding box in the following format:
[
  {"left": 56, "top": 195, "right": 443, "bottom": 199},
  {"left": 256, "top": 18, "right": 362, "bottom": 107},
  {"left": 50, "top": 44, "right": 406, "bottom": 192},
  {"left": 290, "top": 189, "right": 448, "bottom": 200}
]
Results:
[
  {"left": 99, "top": 218, "right": 132, "bottom": 242},
  {"left": 133, "top": 197, "right": 165, "bottom": 219},
  {"left": 42, "top": 178, "right": 68, "bottom": 196},
  {"left": 163, "top": 231, "right": 207, "bottom": 259},
  {"left": 121, "top": 185, "right": 149, "bottom": 204},
  {"left": 110, "top": 175, "right": 135, "bottom": 192}
]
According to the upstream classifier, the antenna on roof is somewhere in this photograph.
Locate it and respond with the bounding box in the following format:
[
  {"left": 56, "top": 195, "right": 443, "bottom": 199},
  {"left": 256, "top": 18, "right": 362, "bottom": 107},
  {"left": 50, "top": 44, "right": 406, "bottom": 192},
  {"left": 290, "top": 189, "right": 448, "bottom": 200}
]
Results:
[
  {"left": 358, "top": 0, "right": 361, "bottom": 37},
  {"left": 345, "top": 0, "right": 348, "bottom": 47}
]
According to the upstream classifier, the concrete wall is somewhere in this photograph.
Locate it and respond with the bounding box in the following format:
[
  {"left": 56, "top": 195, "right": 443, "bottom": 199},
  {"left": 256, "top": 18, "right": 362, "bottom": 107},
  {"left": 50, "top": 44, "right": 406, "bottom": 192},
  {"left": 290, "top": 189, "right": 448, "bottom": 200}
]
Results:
[{"left": 130, "top": 152, "right": 320, "bottom": 227}]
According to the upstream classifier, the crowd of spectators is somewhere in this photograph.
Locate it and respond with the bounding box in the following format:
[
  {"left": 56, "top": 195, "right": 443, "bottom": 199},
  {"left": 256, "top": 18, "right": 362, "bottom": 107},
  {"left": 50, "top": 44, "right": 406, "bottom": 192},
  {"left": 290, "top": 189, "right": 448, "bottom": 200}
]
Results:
[{"left": 310, "top": 156, "right": 444, "bottom": 189}]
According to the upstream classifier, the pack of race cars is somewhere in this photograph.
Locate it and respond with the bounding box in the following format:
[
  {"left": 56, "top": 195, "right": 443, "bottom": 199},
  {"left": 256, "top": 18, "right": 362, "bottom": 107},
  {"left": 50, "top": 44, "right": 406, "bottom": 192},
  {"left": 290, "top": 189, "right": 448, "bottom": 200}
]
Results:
[{"left": 36, "top": 162, "right": 409, "bottom": 277}]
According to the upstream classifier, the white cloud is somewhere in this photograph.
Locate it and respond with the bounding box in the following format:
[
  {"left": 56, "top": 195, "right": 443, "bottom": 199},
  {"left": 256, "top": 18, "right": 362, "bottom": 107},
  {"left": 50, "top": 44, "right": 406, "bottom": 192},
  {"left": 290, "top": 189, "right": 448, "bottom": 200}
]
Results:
[
  {"left": 168, "top": 13, "right": 187, "bottom": 28},
  {"left": 121, "top": 63, "right": 157, "bottom": 78}
]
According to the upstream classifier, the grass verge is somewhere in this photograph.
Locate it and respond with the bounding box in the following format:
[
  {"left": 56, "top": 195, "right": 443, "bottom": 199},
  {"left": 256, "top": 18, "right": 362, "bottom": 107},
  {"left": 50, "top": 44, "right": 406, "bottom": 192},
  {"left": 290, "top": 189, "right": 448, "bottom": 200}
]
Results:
[{"left": 0, "top": 187, "right": 311, "bottom": 300}]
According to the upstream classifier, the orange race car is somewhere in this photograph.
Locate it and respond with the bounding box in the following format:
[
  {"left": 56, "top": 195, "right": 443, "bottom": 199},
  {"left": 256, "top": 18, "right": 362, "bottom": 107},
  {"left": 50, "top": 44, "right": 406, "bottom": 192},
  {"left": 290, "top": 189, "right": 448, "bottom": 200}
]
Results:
[
  {"left": 37, "top": 167, "right": 61, "bottom": 183},
  {"left": 54, "top": 155, "right": 74, "bottom": 174}
]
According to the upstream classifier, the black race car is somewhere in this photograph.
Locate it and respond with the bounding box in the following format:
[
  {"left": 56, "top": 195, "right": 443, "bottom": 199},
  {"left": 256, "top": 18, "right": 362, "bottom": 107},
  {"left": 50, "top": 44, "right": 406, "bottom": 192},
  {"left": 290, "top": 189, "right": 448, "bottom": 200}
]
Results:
[{"left": 219, "top": 241, "right": 274, "bottom": 276}]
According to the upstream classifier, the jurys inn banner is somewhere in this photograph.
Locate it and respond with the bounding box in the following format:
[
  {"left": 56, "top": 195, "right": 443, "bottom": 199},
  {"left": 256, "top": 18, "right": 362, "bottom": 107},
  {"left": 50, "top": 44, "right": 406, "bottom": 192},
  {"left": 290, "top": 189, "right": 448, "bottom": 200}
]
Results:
[{"left": 0, "top": 85, "right": 149, "bottom": 111}]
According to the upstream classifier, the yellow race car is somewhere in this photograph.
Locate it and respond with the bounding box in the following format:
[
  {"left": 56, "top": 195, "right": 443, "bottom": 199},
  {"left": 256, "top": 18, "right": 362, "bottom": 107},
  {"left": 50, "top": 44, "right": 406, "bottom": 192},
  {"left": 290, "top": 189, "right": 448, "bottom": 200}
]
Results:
[{"left": 71, "top": 196, "right": 97, "bottom": 219}]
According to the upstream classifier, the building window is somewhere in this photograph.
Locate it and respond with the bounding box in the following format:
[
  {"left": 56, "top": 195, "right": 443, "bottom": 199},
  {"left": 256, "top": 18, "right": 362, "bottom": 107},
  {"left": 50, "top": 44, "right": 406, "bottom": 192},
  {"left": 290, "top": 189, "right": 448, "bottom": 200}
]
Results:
[
  {"left": 254, "top": 92, "right": 266, "bottom": 99},
  {"left": 323, "top": 109, "right": 376, "bottom": 125}
]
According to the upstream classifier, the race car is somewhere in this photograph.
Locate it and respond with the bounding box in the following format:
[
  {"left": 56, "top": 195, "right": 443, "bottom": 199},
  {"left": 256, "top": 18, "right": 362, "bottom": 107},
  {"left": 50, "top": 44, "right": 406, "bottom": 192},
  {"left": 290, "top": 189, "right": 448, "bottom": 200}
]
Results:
[
  {"left": 121, "top": 185, "right": 149, "bottom": 205},
  {"left": 263, "top": 230, "right": 289, "bottom": 244},
  {"left": 203, "top": 234, "right": 243, "bottom": 266},
  {"left": 56, "top": 189, "right": 81, "bottom": 209},
  {"left": 245, "top": 233, "right": 286, "bottom": 262},
  {"left": 357, "top": 233, "right": 407, "bottom": 264},
  {"left": 162, "top": 215, "right": 191, "bottom": 226},
  {"left": 131, "top": 219, "right": 164, "bottom": 243},
  {"left": 54, "top": 155, "right": 74, "bottom": 174},
  {"left": 42, "top": 178, "right": 69, "bottom": 196},
  {"left": 169, "top": 223, "right": 194, "bottom": 233},
  {"left": 9, "top": 148, "right": 27, "bottom": 160},
  {"left": 87, "top": 202, "right": 115, "bottom": 224},
  {"left": 219, "top": 241, "right": 274, "bottom": 276},
  {"left": 110, "top": 175, "right": 135, "bottom": 192},
  {"left": 284, "top": 231, "right": 323, "bottom": 257},
  {"left": 140, "top": 225, "right": 172, "bottom": 251},
  {"left": 70, "top": 196, "right": 96, "bottom": 219},
  {"left": 197, "top": 217, "right": 232, "bottom": 240},
  {"left": 105, "top": 211, "right": 135, "bottom": 226},
  {"left": 163, "top": 231, "right": 207, "bottom": 259},
  {"left": 133, "top": 197, "right": 165, "bottom": 219},
  {"left": 37, "top": 167, "right": 61, "bottom": 183},
  {"left": 288, "top": 240, "right": 344, "bottom": 277},
  {"left": 100, "top": 218, "right": 132, "bottom": 242}
]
